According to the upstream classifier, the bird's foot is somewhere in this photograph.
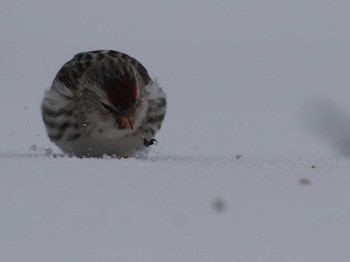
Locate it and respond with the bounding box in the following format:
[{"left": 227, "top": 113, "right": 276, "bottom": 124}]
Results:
[
  {"left": 144, "top": 138, "right": 157, "bottom": 147},
  {"left": 115, "top": 154, "right": 129, "bottom": 159}
]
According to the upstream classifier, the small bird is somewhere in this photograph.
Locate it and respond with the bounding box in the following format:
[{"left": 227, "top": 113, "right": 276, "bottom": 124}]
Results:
[{"left": 41, "top": 50, "right": 166, "bottom": 157}]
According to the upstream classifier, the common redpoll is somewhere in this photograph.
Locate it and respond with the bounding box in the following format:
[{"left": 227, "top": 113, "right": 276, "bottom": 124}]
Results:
[{"left": 41, "top": 50, "right": 166, "bottom": 157}]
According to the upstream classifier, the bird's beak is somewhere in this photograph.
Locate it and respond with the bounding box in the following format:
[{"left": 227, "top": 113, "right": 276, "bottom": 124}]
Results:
[{"left": 119, "top": 116, "right": 134, "bottom": 130}]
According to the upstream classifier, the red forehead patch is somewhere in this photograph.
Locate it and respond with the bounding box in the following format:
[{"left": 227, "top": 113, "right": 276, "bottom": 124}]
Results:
[{"left": 104, "top": 79, "right": 138, "bottom": 109}]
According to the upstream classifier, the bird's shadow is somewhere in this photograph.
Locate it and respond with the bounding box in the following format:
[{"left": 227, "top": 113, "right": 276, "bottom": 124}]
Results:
[{"left": 301, "top": 99, "right": 350, "bottom": 157}]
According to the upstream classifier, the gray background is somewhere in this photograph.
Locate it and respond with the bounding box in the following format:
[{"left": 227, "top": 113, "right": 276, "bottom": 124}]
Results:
[{"left": 1, "top": 0, "right": 350, "bottom": 156}]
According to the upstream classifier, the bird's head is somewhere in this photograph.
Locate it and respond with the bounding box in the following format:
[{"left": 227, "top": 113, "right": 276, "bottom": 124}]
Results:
[{"left": 101, "top": 77, "right": 140, "bottom": 130}]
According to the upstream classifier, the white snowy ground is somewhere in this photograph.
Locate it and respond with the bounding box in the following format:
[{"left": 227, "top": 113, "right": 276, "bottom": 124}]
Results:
[
  {"left": 1, "top": 151, "right": 350, "bottom": 262},
  {"left": 1, "top": 1, "right": 350, "bottom": 261}
]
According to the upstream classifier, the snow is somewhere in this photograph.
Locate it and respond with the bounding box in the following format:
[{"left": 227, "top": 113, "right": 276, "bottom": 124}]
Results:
[
  {"left": 1, "top": 152, "right": 350, "bottom": 261},
  {"left": 1, "top": 153, "right": 350, "bottom": 262},
  {"left": 1, "top": 1, "right": 350, "bottom": 261}
]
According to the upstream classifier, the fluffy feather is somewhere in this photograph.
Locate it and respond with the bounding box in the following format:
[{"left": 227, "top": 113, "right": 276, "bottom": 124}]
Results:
[{"left": 41, "top": 50, "right": 166, "bottom": 157}]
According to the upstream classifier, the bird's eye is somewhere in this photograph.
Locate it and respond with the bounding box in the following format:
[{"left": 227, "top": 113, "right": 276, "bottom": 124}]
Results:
[{"left": 101, "top": 102, "right": 115, "bottom": 112}]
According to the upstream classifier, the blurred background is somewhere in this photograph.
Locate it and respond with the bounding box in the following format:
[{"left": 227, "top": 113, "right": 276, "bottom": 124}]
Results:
[{"left": 1, "top": 0, "right": 349, "bottom": 157}]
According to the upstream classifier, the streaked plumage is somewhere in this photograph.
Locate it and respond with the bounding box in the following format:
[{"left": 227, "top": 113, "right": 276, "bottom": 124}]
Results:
[{"left": 41, "top": 50, "right": 166, "bottom": 157}]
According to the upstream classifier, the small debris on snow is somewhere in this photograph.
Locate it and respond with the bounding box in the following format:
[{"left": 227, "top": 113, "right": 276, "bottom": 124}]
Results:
[
  {"left": 43, "top": 147, "right": 53, "bottom": 157},
  {"left": 235, "top": 154, "right": 243, "bottom": 160},
  {"left": 213, "top": 198, "right": 227, "bottom": 212},
  {"left": 29, "top": 145, "right": 37, "bottom": 152},
  {"left": 299, "top": 178, "right": 312, "bottom": 186},
  {"left": 311, "top": 165, "right": 316, "bottom": 169}
]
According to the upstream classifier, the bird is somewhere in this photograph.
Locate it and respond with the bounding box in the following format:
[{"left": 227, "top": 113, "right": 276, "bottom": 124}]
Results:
[{"left": 41, "top": 50, "right": 166, "bottom": 157}]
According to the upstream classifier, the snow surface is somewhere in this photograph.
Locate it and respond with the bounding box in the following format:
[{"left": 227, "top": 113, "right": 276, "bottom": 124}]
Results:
[
  {"left": 1, "top": 1, "right": 350, "bottom": 261},
  {"left": 1, "top": 152, "right": 350, "bottom": 262}
]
